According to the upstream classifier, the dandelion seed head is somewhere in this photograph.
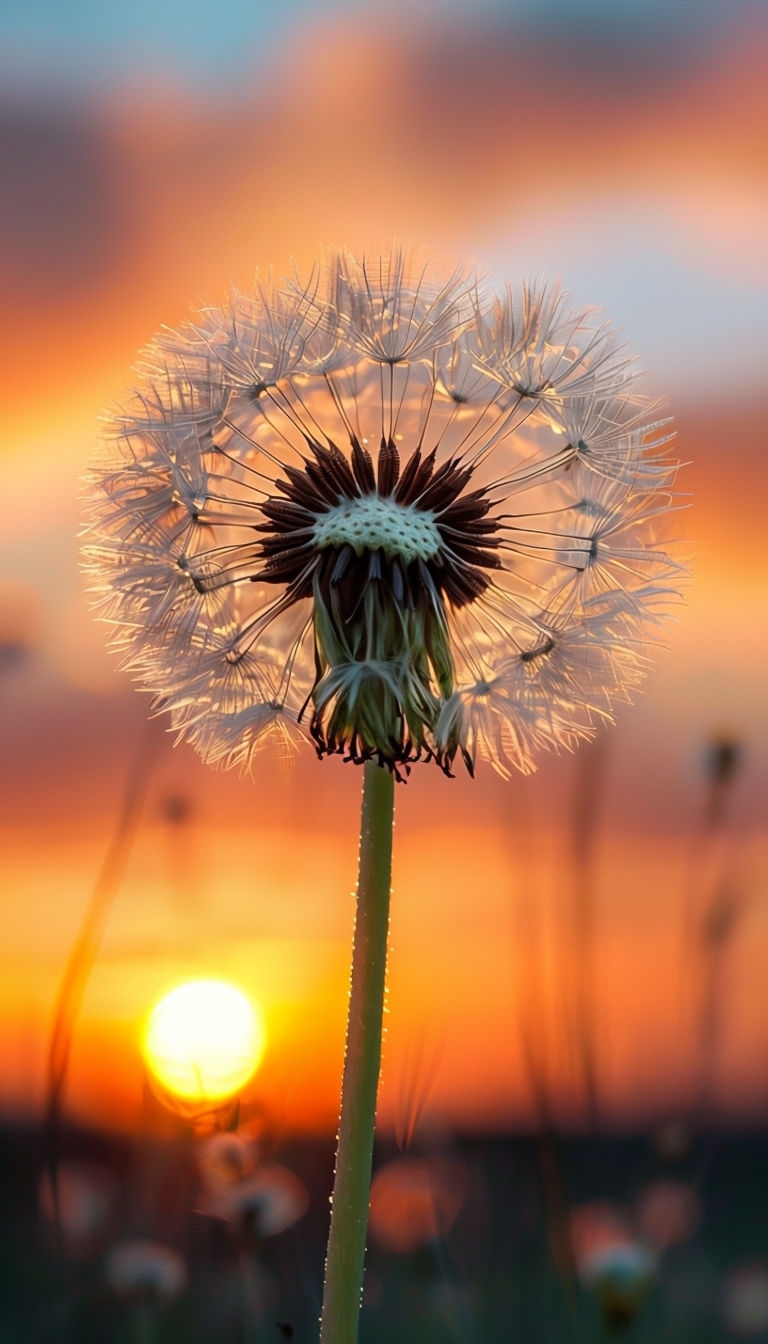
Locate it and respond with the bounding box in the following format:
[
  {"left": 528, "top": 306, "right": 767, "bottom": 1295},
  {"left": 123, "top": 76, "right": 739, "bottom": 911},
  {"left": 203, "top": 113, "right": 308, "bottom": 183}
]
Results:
[{"left": 83, "top": 244, "right": 683, "bottom": 779}]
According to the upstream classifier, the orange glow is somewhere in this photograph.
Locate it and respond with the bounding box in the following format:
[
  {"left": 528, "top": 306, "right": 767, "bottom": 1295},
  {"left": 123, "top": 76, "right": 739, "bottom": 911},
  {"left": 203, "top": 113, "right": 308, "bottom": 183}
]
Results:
[
  {"left": 2, "top": 8, "right": 767, "bottom": 1138},
  {"left": 142, "top": 979, "right": 265, "bottom": 1103}
]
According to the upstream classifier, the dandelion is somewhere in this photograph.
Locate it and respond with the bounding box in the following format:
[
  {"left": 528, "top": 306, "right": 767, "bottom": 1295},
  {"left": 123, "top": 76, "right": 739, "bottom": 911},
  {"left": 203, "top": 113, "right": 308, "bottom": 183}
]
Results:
[
  {"left": 105, "top": 1239, "right": 187, "bottom": 1305},
  {"left": 368, "top": 1155, "right": 466, "bottom": 1254},
  {"left": 84, "top": 246, "right": 680, "bottom": 782},
  {"left": 197, "top": 1160, "right": 310, "bottom": 1239},
  {"left": 82, "top": 244, "right": 682, "bottom": 1344},
  {"left": 578, "top": 1239, "right": 657, "bottom": 1333}
]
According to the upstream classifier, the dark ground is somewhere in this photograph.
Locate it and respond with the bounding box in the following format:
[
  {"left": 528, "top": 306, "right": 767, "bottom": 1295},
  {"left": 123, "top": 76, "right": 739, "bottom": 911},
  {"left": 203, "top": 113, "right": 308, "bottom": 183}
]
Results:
[{"left": 2, "top": 1120, "right": 767, "bottom": 1343}]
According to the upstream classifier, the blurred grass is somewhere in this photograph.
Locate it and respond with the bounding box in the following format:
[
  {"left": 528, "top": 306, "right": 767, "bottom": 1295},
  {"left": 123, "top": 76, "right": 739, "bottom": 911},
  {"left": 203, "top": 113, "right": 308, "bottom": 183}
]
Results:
[{"left": 4, "top": 1122, "right": 768, "bottom": 1342}]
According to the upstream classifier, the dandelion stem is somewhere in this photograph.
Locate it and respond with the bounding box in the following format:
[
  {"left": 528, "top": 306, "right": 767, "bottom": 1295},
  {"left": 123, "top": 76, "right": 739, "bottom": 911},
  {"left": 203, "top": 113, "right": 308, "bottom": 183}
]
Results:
[{"left": 319, "top": 760, "right": 395, "bottom": 1344}]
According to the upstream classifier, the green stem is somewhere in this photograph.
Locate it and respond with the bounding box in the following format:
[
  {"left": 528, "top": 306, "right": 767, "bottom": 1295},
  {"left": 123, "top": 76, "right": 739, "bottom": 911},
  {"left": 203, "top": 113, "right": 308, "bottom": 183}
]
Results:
[{"left": 319, "top": 760, "right": 395, "bottom": 1344}]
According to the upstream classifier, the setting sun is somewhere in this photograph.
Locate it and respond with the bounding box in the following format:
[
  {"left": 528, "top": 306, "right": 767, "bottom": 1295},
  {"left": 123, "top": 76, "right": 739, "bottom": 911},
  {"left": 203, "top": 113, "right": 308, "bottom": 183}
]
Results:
[{"left": 142, "top": 980, "right": 266, "bottom": 1103}]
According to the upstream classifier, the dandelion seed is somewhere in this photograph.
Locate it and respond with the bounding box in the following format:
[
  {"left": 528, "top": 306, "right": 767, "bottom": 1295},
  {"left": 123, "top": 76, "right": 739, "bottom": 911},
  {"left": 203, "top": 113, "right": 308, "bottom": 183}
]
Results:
[{"left": 83, "top": 245, "right": 682, "bottom": 780}]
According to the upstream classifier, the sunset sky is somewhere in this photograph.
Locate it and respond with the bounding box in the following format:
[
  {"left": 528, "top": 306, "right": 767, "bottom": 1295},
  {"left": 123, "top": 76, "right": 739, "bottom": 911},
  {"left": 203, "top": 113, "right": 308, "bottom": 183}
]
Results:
[{"left": 1, "top": 0, "right": 766, "bottom": 1137}]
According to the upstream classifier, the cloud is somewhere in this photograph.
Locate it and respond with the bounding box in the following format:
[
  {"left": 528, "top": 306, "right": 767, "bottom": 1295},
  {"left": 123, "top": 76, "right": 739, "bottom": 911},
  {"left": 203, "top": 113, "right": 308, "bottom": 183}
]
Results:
[{"left": 2, "top": 7, "right": 765, "bottom": 425}]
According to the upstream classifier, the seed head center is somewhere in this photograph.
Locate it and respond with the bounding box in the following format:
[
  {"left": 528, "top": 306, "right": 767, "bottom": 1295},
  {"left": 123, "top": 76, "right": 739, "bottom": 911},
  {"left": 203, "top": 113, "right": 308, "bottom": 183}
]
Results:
[{"left": 312, "top": 494, "right": 442, "bottom": 565}]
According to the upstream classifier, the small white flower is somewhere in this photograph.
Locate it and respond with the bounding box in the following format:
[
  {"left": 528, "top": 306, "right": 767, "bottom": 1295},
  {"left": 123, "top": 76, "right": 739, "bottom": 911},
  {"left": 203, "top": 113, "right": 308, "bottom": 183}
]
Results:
[{"left": 83, "top": 245, "right": 682, "bottom": 779}]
